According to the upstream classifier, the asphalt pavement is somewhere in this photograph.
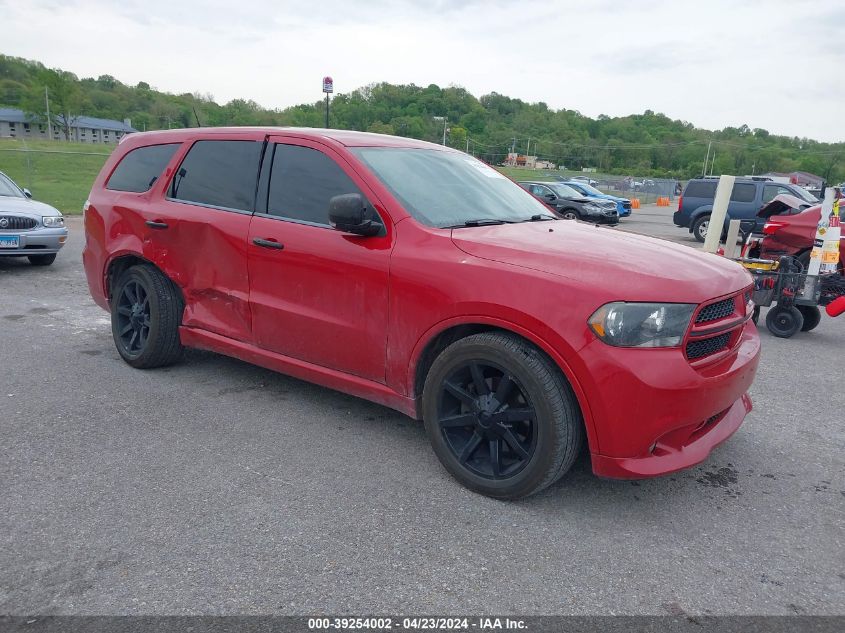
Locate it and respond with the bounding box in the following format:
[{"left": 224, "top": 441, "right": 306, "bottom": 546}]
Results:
[{"left": 1, "top": 213, "right": 842, "bottom": 616}]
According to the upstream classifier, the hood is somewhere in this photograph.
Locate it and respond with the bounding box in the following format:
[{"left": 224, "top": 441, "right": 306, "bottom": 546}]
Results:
[
  {"left": 757, "top": 194, "right": 814, "bottom": 219},
  {"left": 450, "top": 221, "right": 752, "bottom": 304},
  {"left": 0, "top": 196, "right": 61, "bottom": 218}
]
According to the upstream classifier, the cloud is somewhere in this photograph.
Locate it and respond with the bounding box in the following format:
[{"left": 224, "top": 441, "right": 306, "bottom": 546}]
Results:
[{"left": 2, "top": 0, "right": 843, "bottom": 141}]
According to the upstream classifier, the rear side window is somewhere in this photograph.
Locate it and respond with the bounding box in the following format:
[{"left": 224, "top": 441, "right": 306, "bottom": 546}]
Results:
[
  {"left": 106, "top": 143, "right": 180, "bottom": 193},
  {"left": 730, "top": 183, "right": 756, "bottom": 202},
  {"left": 265, "top": 144, "right": 370, "bottom": 226},
  {"left": 170, "top": 140, "right": 262, "bottom": 212},
  {"left": 683, "top": 181, "right": 717, "bottom": 198}
]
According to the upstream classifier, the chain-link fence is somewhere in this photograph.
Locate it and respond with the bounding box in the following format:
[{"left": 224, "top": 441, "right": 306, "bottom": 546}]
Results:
[{"left": 595, "top": 175, "right": 681, "bottom": 205}]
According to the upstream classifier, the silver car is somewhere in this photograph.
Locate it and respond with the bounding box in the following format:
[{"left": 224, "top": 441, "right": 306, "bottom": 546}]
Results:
[{"left": 0, "top": 171, "right": 68, "bottom": 266}]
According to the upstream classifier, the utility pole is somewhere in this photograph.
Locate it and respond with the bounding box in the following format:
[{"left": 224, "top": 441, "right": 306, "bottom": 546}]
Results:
[
  {"left": 442, "top": 117, "right": 447, "bottom": 145},
  {"left": 710, "top": 150, "right": 716, "bottom": 176},
  {"left": 466, "top": 137, "right": 469, "bottom": 153},
  {"left": 526, "top": 137, "right": 531, "bottom": 157},
  {"left": 44, "top": 86, "right": 52, "bottom": 141},
  {"left": 702, "top": 139, "right": 712, "bottom": 176}
]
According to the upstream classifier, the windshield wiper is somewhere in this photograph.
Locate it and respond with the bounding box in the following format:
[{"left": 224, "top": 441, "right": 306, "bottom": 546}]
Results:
[
  {"left": 442, "top": 218, "right": 515, "bottom": 229},
  {"left": 518, "top": 214, "right": 557, "bottom": 223}
]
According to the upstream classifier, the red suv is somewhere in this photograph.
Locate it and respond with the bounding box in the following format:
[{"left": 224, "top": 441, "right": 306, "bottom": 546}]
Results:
[{"left": 83, "top": 128, "right": 760, "bottom": 499}]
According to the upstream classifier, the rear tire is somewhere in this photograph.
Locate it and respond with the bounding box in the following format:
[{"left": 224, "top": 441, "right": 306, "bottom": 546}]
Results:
[
  {"left": 422, "top": 332, "right": 583, "bottom": 500},
  {"left": 692, "top": 215, "right": 710, "bottom": 243},
  {"left": 111, "top": 264, "right": 184, "bottom": 368},
  {"left": 765, "top": 305, "right": 803, "bottom": 338},
  {"left": 28, "top": 253, "right": 56, "bottom": 266},
  {"left": 797, "top": 305, "right": 821, "bottom": 331}
]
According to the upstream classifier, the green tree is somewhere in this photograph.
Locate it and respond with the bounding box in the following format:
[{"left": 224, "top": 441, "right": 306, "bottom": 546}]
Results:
[{"left": 23, "top": 68, "right": 84, "bottom": 140}]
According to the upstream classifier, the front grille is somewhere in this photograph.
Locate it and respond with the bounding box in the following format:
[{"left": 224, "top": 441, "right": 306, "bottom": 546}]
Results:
[
  {"left": 622, "top": 202, "right": 632, "bottom": 210},
  {"left": 696, "top": 298, "right": 735, "bottom": 324},
  {"left": 686, "top": 333, "right": 731, "bottom": 360},
  {"left": 0, "top": 215, "right": 37, "bottom": 230}
]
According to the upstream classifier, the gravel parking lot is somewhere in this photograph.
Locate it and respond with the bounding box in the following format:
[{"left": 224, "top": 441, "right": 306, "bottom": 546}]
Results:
[{"left": 1, "top": 212, "right": 842, "bottom": 616}]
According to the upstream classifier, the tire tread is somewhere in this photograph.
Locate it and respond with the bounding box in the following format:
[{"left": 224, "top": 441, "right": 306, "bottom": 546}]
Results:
[
  {"left": 112, "top": 264, "right": 183, "bottom": 368},
  {"left": 424, "top": 331, "right": 583, "bottom": 499}
]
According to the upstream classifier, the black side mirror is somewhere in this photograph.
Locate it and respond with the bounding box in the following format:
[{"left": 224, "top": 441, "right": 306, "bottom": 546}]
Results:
[
  {"left": 544, "top": 193, "right": 556, "bottom": 201},
  {"left": 329, "top": 193, "right": 381, "bottom": 237},
  {"left": 23, "top": 188, "right": 32, "bottom": 199}
]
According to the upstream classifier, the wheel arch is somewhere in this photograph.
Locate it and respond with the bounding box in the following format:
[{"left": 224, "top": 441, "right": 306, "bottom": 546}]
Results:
[
  {"left": 105, "top": 253, "right": 184, "bottom": 307},
  {"left": 408, "top": 317, "right": 599, "bottom": 452}
]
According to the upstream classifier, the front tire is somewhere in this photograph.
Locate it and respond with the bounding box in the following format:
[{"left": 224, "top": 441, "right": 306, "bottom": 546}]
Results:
[
  {"left": 111, "top": 264, "right": 184, "bottom": 368},
  {"left": 692, "top": 215, "right": 710, "bottom": 243},
  {"left": 28, "top": 253, "right": 56, "bottom": 266},
  {"left": 422, "top": 332, "right": 583, "bottom": 500},
  {"left": 560, "top": 208, "right": 580, "bottom": 221}
]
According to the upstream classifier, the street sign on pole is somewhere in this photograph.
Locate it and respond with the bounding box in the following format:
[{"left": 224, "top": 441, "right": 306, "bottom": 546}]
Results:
[{"left": 322, "top": 76, "right": 333, "bottom": 128}]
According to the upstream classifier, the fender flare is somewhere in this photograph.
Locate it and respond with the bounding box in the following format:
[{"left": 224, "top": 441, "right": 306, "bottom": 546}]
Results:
[{"left": 406, "top": 314, "right": 601, "bottom": 453}]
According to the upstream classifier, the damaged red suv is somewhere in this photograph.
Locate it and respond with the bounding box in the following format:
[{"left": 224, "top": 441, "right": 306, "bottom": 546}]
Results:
[{"left": 83, "top": 128, "right": 760, "bottom": 499}]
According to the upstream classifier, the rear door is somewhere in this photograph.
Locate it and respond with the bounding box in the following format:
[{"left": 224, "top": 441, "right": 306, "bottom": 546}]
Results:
[
  {"left": 156, "top": 135, "right": 263, "bottom": 342},
  {"left": 727, "top": 182, "right": 759, "bottom": 221},
  {"left": 247, "top": 137, "right": 392, "bottom": 382}
]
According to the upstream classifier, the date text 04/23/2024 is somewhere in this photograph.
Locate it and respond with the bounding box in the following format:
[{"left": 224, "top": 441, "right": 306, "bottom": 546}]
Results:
[{"left": 307, "top": 617, "right": 527, "bottom": 630}]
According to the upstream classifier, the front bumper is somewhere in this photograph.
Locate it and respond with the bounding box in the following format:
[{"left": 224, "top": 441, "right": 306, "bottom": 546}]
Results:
[
  {"left": 582, "top": 209, "right": 619, "bottom": 224},
  {"left": 592, "top": 393, "right": 752, "bottom": 478},
  {"left": 0, "top": 227, "right": 68, "bottom": 255},
  {"left": 581, "top": 322, "right": 760, "bottom": 479}
]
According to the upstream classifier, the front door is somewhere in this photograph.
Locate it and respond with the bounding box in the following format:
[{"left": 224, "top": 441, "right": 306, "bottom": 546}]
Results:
[{"left": 247, "top": 138, "right": 392, "bottom": 383}]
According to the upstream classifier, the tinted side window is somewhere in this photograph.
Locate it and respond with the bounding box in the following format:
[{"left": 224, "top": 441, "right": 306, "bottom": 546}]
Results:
[
  {"left": 170, "top": 140, "right": 262, "bottom": 212},
  {"left": 107, "top": 143, "right": 180, "bottom": 193},
  {"left": 730, "top": 183, "right": 756, "bottom": 203},
  {"left": 762, "top": 184, "right": 795, "bottom": 203},
  {"left": 683, "top": 181, "right": 718, "bottom": 198},
  {"left": 266, "top": 144, "right": 371, "bottom": 226}
]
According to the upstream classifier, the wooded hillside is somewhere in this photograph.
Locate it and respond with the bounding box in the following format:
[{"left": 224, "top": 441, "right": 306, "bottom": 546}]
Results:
[{"left": 1, "top": 54, "right": 842, "bottom": 181}]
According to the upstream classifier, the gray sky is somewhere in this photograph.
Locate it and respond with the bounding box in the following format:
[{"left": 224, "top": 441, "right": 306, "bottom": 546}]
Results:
[{"left": 3, "top": 0, "right": 843, "bottom": 142}]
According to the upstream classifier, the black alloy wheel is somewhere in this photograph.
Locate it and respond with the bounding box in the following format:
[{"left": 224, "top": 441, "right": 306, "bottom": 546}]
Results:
[
  {"left": 115, "top": 278, "right": 151, "bottom": 356},
  {"left": 437, "top": 361, "right": 536, "bottom": 480},
  {"left": 110, "top": 264, "right": 184, "bottom": 368},
  {"left": 422, "top": 332, "right": 583, "bottom": 499}
]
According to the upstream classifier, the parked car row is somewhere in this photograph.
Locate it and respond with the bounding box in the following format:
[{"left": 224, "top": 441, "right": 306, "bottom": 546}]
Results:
[
  {"left": 517, "top": 178, "right": 634, "bottom": 225},
  {"left": 517, "top": 181, "right": 620, "bottom": 224}
]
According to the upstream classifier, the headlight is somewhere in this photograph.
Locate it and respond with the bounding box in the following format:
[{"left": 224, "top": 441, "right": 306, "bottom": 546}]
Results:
[
  {"left": 42, "top": 216, "right": 64, "bottom": 228},
  {"left": 588, "top": 302, "right": 696, "bottom": 347},
  {"left": 584, "top": 204, "right": 601, "bottom": 211}
]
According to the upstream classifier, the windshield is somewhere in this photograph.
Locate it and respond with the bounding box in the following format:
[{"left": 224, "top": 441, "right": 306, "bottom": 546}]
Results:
[
  {"left": 570, "top": 182, "right": 604, "bottom": 197},
  {"left": 793, "top": 186, "right": 818, "bottom": 204},
  {"left": 350, "top": 148, "right": 555, "bottom": 227},
  {"left": 548, "top": 183, "right": 581, "bottom": 198},
  {"left": 0, "top": 173, "right": 25, "bottom": 198}
]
